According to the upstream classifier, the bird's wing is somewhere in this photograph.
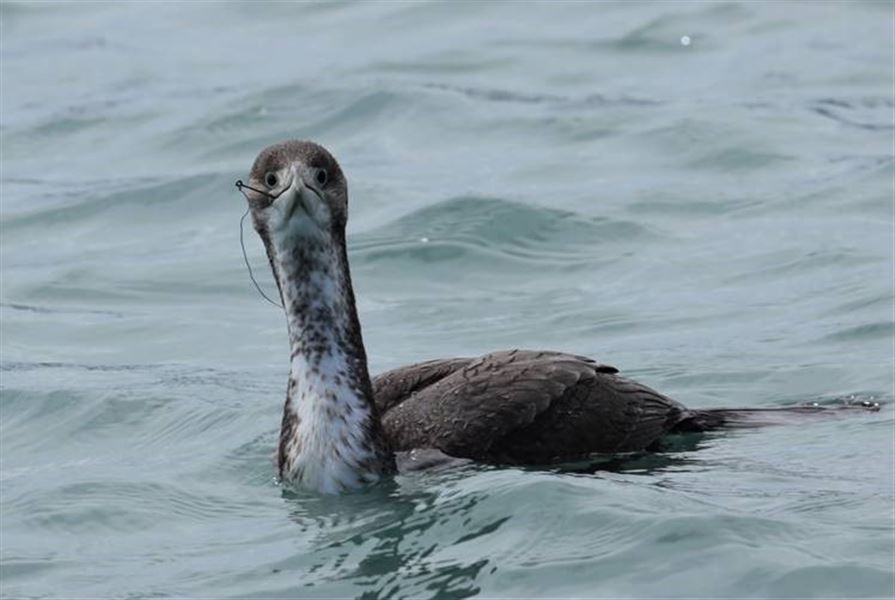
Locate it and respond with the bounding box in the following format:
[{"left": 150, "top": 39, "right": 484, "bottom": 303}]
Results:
[
  {"left": 375, "top": 349, "right": 664, "bottom": 461},
  {"left": 488, "top": 369, "right": 687, "bottom": 462},
  {"left": 372, "top": 356, "right": 475, "bottom": 413}
]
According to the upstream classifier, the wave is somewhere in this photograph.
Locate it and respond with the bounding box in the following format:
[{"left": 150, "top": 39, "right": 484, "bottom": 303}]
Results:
[{"left": 352, "top": 196, "right": 658, "bottom": 270}]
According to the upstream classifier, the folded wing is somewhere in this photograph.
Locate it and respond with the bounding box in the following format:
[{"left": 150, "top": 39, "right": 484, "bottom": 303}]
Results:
[{"left": 373, "top": 349, "right": 688, "bottom": 463}]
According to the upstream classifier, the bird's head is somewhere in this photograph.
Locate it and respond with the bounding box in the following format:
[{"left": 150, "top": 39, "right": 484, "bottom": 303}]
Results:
[{"left": 241, "top": 140, "right": 348, "bottom": 242}]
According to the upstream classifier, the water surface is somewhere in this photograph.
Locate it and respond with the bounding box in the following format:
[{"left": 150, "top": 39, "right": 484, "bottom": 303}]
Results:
[{"left": 1, "top": 2, "right": 893, "bottom": 598}]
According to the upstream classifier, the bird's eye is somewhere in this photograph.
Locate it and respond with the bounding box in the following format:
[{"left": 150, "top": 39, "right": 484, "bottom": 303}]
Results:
[
  {"left": 264, "top": 172, "right": 278, "bottom": 188},
  {"left": 315, "top": 169, "right": 328, "bottom": 186}
]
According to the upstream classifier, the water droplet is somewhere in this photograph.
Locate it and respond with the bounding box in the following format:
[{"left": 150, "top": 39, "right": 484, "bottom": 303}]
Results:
[
  {"left": 681, "top": 35, "right": 691, "bottom": 46},
  {"left": 420, "top": 236, "right": 429, "bottom": 243}
]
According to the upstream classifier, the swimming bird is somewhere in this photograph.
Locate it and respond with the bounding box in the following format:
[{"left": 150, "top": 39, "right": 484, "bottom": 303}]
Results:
[{"left": 239, "top": 140, "right": 879, "bottom": 494}]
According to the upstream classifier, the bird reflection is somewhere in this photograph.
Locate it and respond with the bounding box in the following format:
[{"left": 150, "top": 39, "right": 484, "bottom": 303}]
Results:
[{"left": 279, "top": 467, "right": 494, "bottom": 598}]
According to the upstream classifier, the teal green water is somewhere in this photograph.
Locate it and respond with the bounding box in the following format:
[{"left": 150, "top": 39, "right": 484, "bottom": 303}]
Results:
[{"left": 2, "top": 2, "right": 894, "bottom": 598}]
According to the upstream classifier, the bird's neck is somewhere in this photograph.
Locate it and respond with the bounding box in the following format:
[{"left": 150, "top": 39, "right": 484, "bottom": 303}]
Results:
[{"left": 267, "top": 228, "right": 392, "bottom": 493}]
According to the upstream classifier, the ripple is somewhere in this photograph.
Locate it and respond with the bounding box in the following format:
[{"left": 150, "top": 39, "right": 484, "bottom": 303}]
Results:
[
  {"left": 809, "top": 97, "right": 895, "bottom": 131},
  {"left": 193, "top": 85, "right": 416, "bottom": 161},
  {"left": 422, "top": 82, "right": 661, "bottom": 110},
  {"left": 353, "top": 196, "right": 657, "bottom": 269},
  {"left": 1, "top": 174, "right": 211, "bottom": 233},
  {"left": 723, "top": 248, "right": 881, "bottom": 284},
  {"left": 8, "top": 480, "right": 269, "bottom": 535},
  {"left": 822, "top": 321, "right": 895, "bottom": 343}
]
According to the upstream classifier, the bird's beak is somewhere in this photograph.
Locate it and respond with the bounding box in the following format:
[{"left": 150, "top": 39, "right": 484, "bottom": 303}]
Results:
[{"left": 281, "top": 164, "right": 311, "bottom": 221}]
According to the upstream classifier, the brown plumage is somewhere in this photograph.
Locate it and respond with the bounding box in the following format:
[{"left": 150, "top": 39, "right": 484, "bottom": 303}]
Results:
[{"left": 373, "top": 350, "right": 689, "bottom": 464}]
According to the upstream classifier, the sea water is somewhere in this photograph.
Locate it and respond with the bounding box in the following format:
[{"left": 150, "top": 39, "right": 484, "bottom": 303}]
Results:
[{"left": 1, "top": 2, "right": 893, "bottom": 597}]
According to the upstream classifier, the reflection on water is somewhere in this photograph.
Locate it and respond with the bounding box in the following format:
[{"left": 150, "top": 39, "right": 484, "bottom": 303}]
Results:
[{"left": 280, "top": 479, "right": 494, "bottom": 598}]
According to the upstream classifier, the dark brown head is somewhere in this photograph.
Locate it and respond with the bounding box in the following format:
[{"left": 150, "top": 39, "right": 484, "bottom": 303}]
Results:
[{"left": 243, "top": 140, "right": 349, "bottom": 239}]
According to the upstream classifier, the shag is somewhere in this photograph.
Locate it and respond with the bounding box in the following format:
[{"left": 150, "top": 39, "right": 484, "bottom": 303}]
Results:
[{"left": 239, "top": 140, "right": 878, "bottom": 494}]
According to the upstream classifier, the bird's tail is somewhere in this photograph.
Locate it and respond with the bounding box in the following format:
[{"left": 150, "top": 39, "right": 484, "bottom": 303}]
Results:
[{"left": 674, "top": 400, "right": 881, "bottom": 432}]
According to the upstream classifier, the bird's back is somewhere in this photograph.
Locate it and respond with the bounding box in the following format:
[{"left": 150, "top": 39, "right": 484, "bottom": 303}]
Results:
[{"left": 372, "top": 350, "right": 689, "bottom": 464}]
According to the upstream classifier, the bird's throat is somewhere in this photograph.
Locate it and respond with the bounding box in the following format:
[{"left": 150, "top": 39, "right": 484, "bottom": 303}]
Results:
[{"left": 266, "top": 227, "right": 392, "bottom": 493}]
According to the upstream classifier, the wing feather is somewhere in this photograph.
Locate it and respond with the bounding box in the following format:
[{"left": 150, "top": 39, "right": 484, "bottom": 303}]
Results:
[{"left": 374, "top": 349, "right": 673, "bottom": 462}]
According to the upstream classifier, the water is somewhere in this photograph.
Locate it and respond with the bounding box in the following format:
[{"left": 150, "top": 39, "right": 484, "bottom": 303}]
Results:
[{"left": 1, "top": 1, "right": 893, "bottom": 597}]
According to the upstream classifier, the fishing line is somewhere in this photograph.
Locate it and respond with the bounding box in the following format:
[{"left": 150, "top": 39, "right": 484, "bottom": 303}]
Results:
[{"left": 236, "top": 180, "right": 283, "bottom": 309}]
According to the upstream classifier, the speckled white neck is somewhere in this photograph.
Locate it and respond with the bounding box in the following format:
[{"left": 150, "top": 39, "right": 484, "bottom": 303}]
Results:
[{"left": 267, "top": 224, "right": 390, "bottom": 494}]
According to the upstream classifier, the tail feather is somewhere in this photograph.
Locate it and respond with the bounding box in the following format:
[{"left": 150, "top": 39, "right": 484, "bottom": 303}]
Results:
[{"left": 675, "top": 401, "right": 881, "bottom": 433}]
